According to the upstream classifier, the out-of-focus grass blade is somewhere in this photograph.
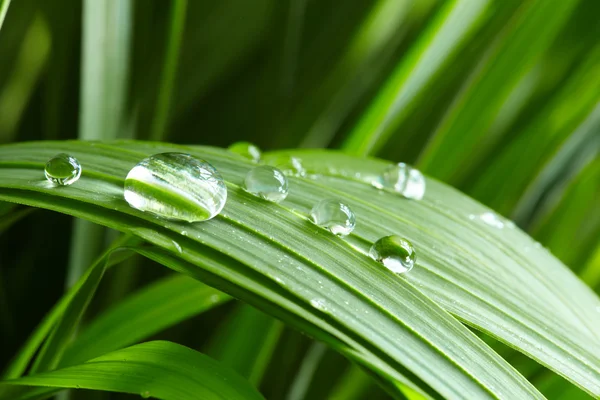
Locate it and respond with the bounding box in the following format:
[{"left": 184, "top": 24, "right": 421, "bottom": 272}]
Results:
[
  {"left": 530, "top": 158, "right": 600, "bottom": 272},
  {"left": 469, "top": 46, "right": 600, "bottom": 215},
  {"left": 28, "top": 235, "right": 134, "bottom": 374},
  {"left": 62, "top": 274, "right": 231, "bottom": 366},
  {"left": 418, "top": 0, "right": 579, "bottom": 183},
  {"left": 0, "top": 0, "right": 11, "bottom": 31},
  {"left": 342, "top": 0, "right": 490, "bottom": 155},
  {"left": 2, "top": 235, "right": 138, "bottom": 379},
  {"left": 0, "top": 204, "right": 33, "bottom": 234},
  {"left": 0, "top": 341, "right": 264, "bottom": 400},
  {"left": 298, "top": 0, "right": 414, "bottom": 148},
  {"left": 206, "top": 303, "right": 283, "bottom": 386},
  {"left": 580, "top": 244, "right": 600, "bottom": 290},
  {"left": 0, "top": 14, "right": 50, "bottom": 142},
  {"left": 68, "top": 0, "right": 133, "bottom": 291},
  {"left": 149, "top": 0, "right": 187, "bottom": 141}
]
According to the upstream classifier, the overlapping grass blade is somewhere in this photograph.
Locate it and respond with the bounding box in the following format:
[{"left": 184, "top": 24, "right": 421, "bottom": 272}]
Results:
[
  {"left": 0, "top": 141, "right": 573, "bottom": 398},
  {"left": 206, "top": 304, "right": 283, "bottom": 386},
  {"left": 62, "top": 274, "right": 230, "bottom": 366},
  {"left": 342, "top": 0, "right": 490, "bottom": 155},
  {"left": 0, "top": 341, "right": 264, "bottom": 400}
]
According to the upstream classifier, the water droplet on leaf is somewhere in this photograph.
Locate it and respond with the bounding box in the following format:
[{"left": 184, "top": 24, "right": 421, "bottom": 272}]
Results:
[
  {"left": 310, "top": 199, "right": 356, "bottom": 236},
  {"left": 374, "top": 163, "right": 425, "bottom": 200},
  {"left": 369, "top": 235, "right": 416, "bottom": 274},
  {"left": 244, "top": 165, "right": 289, "bottom": 202},
  {"left": 310, "top": 298, "right": 327, "bottom": 310},
  {"left": 228, "top": 141, "right": 261, "bottom": 163},
  {"left": 479, "top": 211, "right": 504, "bottom": 229},
  {"left": 45, "top": 153, "right": 82, "bottom": 186},
  {"left": 171, "top": 240, "right": 182, "bottom": 253},
  {"left": 141, "top": 390, "right": 151, "bottom": 398},
  {"left": 124, "top": 153, "right": 227, "bottom": 222}
]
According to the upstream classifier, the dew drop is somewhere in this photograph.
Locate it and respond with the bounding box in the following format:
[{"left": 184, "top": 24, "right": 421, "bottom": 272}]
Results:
[
  {"left": 44, "top": 153, "right": 82, "bottom": 186},
  {"left": 228, "top": 141, "right": 261, "bottom": 163},
  {"left": 141, "top": 390, "right": 151, "bottom": 398},
  {"left": 310, "top": 298, "right": 327, "bottom": 310},
  {"left": 479, "top": 211, "right": 504, "bottom": 229},
  {"left": 374, "top": 163, "right": 425, "bottom": 200},
  {"left": 244, "top": 165, "right": 289, "bottom": 202},
  {"left": 124, "top": 153, "right": 227, "bottom": 222},
  {"left": 310, "top": 199, "right": 356, "bottom": 236},
  {"left": 171, "top": 240, "right": 182, "bottom": 253},
  {"left": 369, "top": 235, "right": 416, "bottom": 274}
]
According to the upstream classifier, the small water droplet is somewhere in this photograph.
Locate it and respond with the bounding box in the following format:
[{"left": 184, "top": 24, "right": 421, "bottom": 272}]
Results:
[
  {"left": 374, "top": 163, "right": 425, "bottom": 200},
  {"left": 124, "top": 153, "right": 227, "bottom": 222},
  {"left": 533, "top": 242, "right": 542, "bottom": 249},
  {"left": 479, "top": 211, "right": 504, "bottom": 229},
  {"left": 244, "top": 165, "right": 289, "bottom": 202},
  {"left": 290, "top": 157, "right": 306, "bottom": 177},
  {"left": 505, "top": 220, "right": 515, "bottom": 229},
  {"left": 171, "top": 240, "right": 182, "bottom": 253},
  {"left": 369, "top": 235, "right": 416, "bottom": 274},
  {"left": 141, "top": 390, "right": 151, "bottom": 398},
  {"left": 228, "top": 141, "right": 261, "bottom": 163},
  {"left": 44, "top": 153, "right": 82, "bottom": 186},
  {"left": 310, "top": 199, "right": 356, "bottom": 236},
  {"left": 310, "top": 298, "right": 327, "bottom": 310}
]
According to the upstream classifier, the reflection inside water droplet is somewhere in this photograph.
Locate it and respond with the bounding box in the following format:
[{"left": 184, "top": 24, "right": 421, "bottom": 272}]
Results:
[
  {"left": 228, "top": 141, "right": 261, "bottom": 163},
  {"left": 310, "top": 199, "right": 356, "bottom": 236},
  {"left": 374, "top": 163, "right": 425, "bottom": 200},
  {"left": 369, "top": 235, "right": 416, "bottom": 274},
  {"left": 244, "top": 165, "right": 289, "bottom": 202},
  {"left": 124, "top": 153, "right": 227, "bottom": 222},
  {"left": 45, "top": 153, "right": 82, "bottom": 186}
]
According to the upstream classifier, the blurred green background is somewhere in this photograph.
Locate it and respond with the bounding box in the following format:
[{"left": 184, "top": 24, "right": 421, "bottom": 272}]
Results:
[{"left": 0, "top": 0, "right": 598, "bottom": 398}]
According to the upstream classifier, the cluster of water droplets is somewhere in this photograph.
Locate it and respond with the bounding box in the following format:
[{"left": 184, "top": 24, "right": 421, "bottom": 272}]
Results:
[{"left": 43, "top": 145, "right": 423, "bottom": 275}]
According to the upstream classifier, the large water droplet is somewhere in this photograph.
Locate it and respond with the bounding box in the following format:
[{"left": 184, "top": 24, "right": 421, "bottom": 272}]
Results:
[
  {"left": 369, "top": 235, "right": 416, "bottom": 274},
  {"left": 228, "top": 141, "right": 261, "bottom": 163},
  {"left": 244, "top": 165, "right": 288, "bottom": 202},
  {"left": 374, "top": 163, "right": 425, "bottom": 200},
  {"left": 310, "top": 199, "right": 356, "bottom": 236},
  {"left": 124, "top": 153, "right": 227, "bottom": 222},
  {"left": 44, "top": 153, "right": 82, "bottom": 186}
]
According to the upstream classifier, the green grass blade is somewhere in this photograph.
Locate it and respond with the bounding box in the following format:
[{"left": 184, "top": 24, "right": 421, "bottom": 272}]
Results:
[
  {"left": 29, "top": 235, "right": 135, "bottom": 374},
  {"left": 1, "top": 235, "right": 136, "bottom": 379},
  {"left": 0, "top": 205, "right": 33, "bottom": 234},
  {"left": 149, "top": 0, "right": 187, "bottom": 141},
  {"left": 62, "top": 274, "right": 231, "bottom": 366},
  {"left": 2, "top": 140, "right": 599, "bottom": 397},
  {"left": 418, "top": 0, "right": 580, "bottom": 183},
  {"left": 206, "top": 304, "right": 284, "bottom": 386},
  {"left": 342, "top": 0, "right": 490, "bottom": 155},
  {"left": 469, "top": 47, "right": 600, "bottom": 215},
  {"left": 0, "top": 341, "right": 264, "bottom": 400},
  {"left": 0, "top": 0, "right": 10, "bottom": 31}
]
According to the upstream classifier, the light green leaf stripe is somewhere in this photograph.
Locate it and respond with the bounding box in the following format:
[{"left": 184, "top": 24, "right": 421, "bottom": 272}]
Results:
[{"left": 0, "top": 341, "right": 264, "bottom": 400}]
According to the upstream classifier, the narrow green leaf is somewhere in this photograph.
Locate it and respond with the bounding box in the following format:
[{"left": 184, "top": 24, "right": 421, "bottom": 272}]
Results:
[
  {"left": 0, "top": 341, "right": 264, "bottom": 400},
  {"left": 29, "top": 235, "right": 135, "bottom": 374},
  {"left": 0, "top": 205, "right": 33, "bottom": 234},
  {"left": 469, "top": 47, "right": 600, "bottom": 215},
  {"left": 62, "top": 274, "right": 231, "bottom": 366},
  {"left": 149, "top": 0, "right": 187, "bottom": 141},
  {"left": 418, "top": 0, "right": 580, "bottom": 183},
  {"left": 342, "top": 0, "right": 490, "bottom": 155},
  {"left": 206, "top": 304, "right": 283, "bottom": 386},
  {"left": 0, "top": 141, "right": 563, "bottom": 399},
  {"left": 0, "top": 0, "right": 11, "bottom": 32}
]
